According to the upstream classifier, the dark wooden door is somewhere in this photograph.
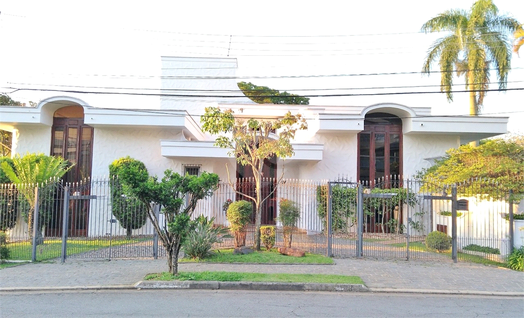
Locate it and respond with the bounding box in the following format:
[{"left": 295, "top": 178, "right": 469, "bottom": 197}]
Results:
[{"left": 236, "top": 156, "right": 277, "bottom": 225}]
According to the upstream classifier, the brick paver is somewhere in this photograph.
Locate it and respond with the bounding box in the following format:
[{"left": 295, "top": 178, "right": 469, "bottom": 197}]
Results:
[{"left": 1, "top": 258, "right": 522, "bottom": 293}]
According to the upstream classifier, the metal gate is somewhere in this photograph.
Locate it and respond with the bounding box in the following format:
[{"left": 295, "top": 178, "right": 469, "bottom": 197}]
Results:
[{"left": 325, "top": 177, "right": 518, "bottom": 263}]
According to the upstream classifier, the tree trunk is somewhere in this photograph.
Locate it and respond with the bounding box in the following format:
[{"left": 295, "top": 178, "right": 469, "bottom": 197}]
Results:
[
  {"left": 166, "top": 242, "right": 181, "bottom": 275},
  {"left": 468, "top": 72, "right": 478, "bottom": 147},
  {"left": 253, "top": 176, "right": 263, "bottom": 251},
  {"left": 126, "top": 227, "right": 132, "bottom": 240}
]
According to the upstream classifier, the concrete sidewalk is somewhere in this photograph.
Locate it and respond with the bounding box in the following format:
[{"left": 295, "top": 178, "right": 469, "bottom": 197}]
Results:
[{"left": 1, "top": 258, "right": 523, "bottom": 296}]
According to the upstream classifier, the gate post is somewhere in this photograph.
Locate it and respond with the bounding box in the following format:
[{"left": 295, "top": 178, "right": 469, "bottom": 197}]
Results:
[
  {"left": 451, "top": 186, "right": 458, "bottom": 263},
  {"left": 357, "top": 184, "right": 364, "bottom": 258},
  {"left": 508, "top": 190, "right": 514, "bottom": 255},
  {"left": 153, "top": 204, "right": 159, "bottom": 259},
  {"left": 327, "top": 183, "right": 333, "bottom": 257},
  {"left": 61, "top": 186, "right": 70, "bottom": 264},
  {"left": 31, "top": 186, "right": 40, "bottom": 262}
]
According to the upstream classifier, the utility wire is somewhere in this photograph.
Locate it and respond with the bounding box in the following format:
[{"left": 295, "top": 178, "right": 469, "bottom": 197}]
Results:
[
  {"left": 6, "top": 80, "right": 523, "bottom": 93},
  {"left": 6, "top": 67, "right": 523, "bottom": 81},
  {"left": 7, "top": 87, "right": 524, "bottom": 98}
]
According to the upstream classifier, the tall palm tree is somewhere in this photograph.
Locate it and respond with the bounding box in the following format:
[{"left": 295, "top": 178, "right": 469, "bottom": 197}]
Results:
[
  {"left": 421, "top": 0, "right": 520, "bottom": 116},
  {"left": 514, "top": 24, "right": 524, "bottom": 56}
]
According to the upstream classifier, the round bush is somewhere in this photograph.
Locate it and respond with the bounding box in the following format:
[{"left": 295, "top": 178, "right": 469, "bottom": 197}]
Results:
[
  {"left": 226, "top": 200, "right": 252, "bottom": 233},
  {"left": 425, "top": 231, "right": 452, "bottom": 252}
]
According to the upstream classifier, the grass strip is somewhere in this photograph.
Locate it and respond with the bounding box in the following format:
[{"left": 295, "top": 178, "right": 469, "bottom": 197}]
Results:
[
  {"left": 6, "top": 238, "right": 145, "bottom": 261},
  {"left": 145, "top": 271, "right": 364, "bottom": 284},
  {"left": 388, "top": 241, "right": 507, "bottom": 267},
  {"left": 180, "top": 248, "right": 333, "bottom": 265}
]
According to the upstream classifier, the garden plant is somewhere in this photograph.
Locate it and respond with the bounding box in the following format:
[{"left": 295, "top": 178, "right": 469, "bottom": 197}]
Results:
[{"left": 226, "top": 200, "right": 252, "bottom": 248}]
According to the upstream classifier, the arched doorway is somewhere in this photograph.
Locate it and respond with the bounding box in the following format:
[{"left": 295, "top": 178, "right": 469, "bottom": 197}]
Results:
[
  {"left": 50, "top": 106, "right": 93, "bottom": 183},
  {"left": 47, "top": 106, "right": 93, "bottom": 237},
  {"left": 358, "top": 112, "right": 402, "bottom": 182}
]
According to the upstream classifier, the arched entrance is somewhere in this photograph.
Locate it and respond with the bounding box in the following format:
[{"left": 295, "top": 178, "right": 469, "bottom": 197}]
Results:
[
  {"left": 47, "top": 105, "right": 93, "bottom": 237},
  {"left": 358, "top": 112, "right": 402, "bottom": 182},
  {"left": 51, "top": 106, "right": 93, "bottom": 183}
]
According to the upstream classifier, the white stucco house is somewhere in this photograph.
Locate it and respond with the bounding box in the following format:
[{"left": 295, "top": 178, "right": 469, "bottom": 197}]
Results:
[
  {"left": 0, "top": 56, "right": 508, "bottom": 182},
  {"left": 0, "top": 56, "right": 510, "bottom": 236}
]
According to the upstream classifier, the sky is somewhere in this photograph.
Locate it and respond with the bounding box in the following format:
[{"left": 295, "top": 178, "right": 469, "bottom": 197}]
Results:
[{"left": 1, "top": 0, "right": 523, "bottom": 134}]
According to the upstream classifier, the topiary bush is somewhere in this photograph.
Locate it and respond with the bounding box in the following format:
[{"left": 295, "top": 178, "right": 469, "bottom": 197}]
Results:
[
  {"left": 277, "top": 199, "right": 300, "bottom": 248},
  {"left": 109, "top": 157, "right": 149, "bottom": 239},
  {"left": 425, "top": 231, "right": 452, "bottom": 252},
  {"left": 0, "top": 231, "right": 10, "bottom": 262},
  {"left": 508, "top": 246, "right": 524, "bottom": 271},
  {"left": 226, "top": 200, "right": 252, "bottom": 247},
  {"left": 260, "top": 226, "right": 275, "bottom": 251}
]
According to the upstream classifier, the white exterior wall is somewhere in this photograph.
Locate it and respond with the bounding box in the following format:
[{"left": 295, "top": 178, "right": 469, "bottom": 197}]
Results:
[
  {"left": 91, "top": 127, "right": 183, "bottom": 177},
  {"left": 11, "top": 126, "right": 52, "bottom": 156},
  {"left": 297, "top": 133, "right": 358, "bottom": 181},
  {"left": 402, "top": 134, "right": 460, "bottom": 177},
  {"left": 160, "top": 57, "right": 254, "bottom": 116}
]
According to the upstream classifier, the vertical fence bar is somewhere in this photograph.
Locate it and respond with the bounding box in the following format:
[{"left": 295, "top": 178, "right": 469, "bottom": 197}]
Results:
[
  {"left": 31, "top": 186, "right": 39, "bottom": 262},
  {"left": 61, "top": 186, "right": 70, "bottom": 263},
  {"left": 357, "top": 184, "right": 363, "bottom": 258},
  {"left": 153, "top": 204, "right": 159, "bottom": 259},
  {"left": 406, "top": 179, "right": 411, "bottom": 261},
  {"left": 508, "top": 190, "right": 514, "bottom": 255},
  {"left": 451, "top": 186, "right": 458, "bottom": 263},
  {"left": 326, "top": 182, "right": 333, "bottom": 257}
]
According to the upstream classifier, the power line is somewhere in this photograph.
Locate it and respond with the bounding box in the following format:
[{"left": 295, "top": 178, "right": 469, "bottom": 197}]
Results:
[
  {"left": 6, "top": 67, "right": 523, "bottom": 81},
  {"left": 7, "top": 87, "right": 524, "bottom": 98},
  {"left": 6, "top": 80, "right": 523, "bottom": 93}
]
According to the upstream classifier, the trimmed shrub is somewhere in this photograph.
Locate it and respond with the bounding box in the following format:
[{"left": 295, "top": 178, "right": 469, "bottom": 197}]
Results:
[
  {"left": 109, "top": 157, "right": 149, "bottom": 239},
  {"left": 508, "top": 246, "right": 524, "bottom": 271},
  {"left": 277, "top": 199, "right": 300, "bottom": 248},
  {"left": 183, "top": 216, "right": 230, "bottom": 259},
  {"left": 226, "top": 200, "right": 252, "bottom": 247},
  {"left": 425, "top": 231, "right": 452, "bottom": 252},
  {"left": 260, "top": 226, "right": 276, "bottom": 251},
  {"left": 0, "top": 231, "right": 9, "bottom": 262}
]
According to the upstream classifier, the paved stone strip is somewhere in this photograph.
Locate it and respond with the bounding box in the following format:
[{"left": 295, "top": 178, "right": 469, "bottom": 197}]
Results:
[{"left": 1, "top": 258, "right": 523, "bottom": 295}]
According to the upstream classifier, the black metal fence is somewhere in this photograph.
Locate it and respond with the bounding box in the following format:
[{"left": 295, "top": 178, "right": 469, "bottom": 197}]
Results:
[{"left": 0, "top": 176, "right": 521, "bottom": 263}]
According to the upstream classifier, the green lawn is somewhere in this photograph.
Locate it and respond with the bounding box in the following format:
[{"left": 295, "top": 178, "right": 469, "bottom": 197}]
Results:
[
  {"left": 388, "top": 241, "right": 507, "bottom": 267},
  {"left": 6, "top": 238, "right": 144, "bottom": 261},
  {"left": 180, "top": 248, "right": 334, "bottom": 264},
  {"left": 145, "top": 271, "right": 363, "bottom": 284}
]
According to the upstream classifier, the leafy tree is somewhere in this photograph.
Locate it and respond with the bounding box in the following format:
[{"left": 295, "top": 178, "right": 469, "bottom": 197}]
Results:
[
  {"left": 117, "top": 167, "right": 219, "bottom": 275},
  {"left": 417, "top": 138, "right": 524, "bottom": 200},
  {"left": 109, "top": 157, "right": 149, "bottom": 239},
  {"left": 238, "top": 81, "right": 310, "bottom": 105},
  {"left": 201, "top": 106, "right": 307, "bottom": 250},
  {"left": 515, "top": 24, "right": 524, "bottom": 56},
  {"left": 0, "top": 94, "right": 23, "bottom": 157},
  {"left": 421, "top": 0, "right": 520, "bottom": 116},
  {"left": 0, "top": 153, "right": 72, "bottom": 244}
]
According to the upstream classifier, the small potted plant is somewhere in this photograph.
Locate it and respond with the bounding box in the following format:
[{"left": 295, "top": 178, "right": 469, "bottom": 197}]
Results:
[
  {"left": 277, "top": 199, "right": 300, "bottom": 248},
  {"left": 226, "top": 200, "right": 252, "bottom": 248}
]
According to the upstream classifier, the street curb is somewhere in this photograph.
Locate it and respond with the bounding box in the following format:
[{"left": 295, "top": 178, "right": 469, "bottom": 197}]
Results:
[
  {"left": 2, "top": 284, "right": 523, "bottom": 297},
  {"left": 0, "top": 285, "right": 135, "bottom": 292},
  {"left": 134, "top": 281, "right": 370, "bottom": 292},
  {"left": 368, "top": 288, "right": 524, "bottom": 297}
]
